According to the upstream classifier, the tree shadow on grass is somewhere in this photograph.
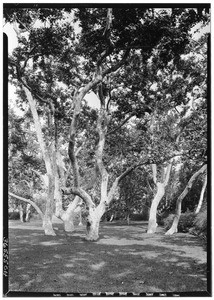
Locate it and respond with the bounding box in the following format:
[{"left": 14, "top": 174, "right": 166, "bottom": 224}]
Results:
[{"left": 8, "top": 220, "right": 208, "bottom": 294}]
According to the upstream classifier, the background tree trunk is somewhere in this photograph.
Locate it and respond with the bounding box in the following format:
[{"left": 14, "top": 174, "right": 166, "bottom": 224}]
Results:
[
  {"left": 19, "top": 204, "right": 24, "bottom": 222},
  {"left": 25, "top": 204, "right": 31, "bottom": 222},
  {"left": 165, "top": 164, "right": 207, "bottom": 235}
]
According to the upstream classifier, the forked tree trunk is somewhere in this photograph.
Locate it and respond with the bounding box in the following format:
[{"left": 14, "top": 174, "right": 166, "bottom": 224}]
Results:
[
  {"left": 165, "top": 164, "right": 207, "bottom": 235},
  {"left": 61, "top": 196, "right": 81, "bottom": 232},
  {"left": 147, "top": 182, "right": 165, "bottom": 233},
  {"left": 86, "top": 203, "right": 105, "bottom": 241},
  {"left": 54, "top": 173, "right": 75, "bottom": 232}
]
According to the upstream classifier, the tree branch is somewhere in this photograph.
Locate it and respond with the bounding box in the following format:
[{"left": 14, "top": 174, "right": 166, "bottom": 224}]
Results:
[
  {"left": 163, "top": 159, "right": 173, "bottom": 187},
  {"left": 9, "top": 192, "right": 44, "bottom": 220},
  {"left": 106, "top": 112, "right": 135, "bottom": 136},
  {"left": 62, "top": 187, "right": 95, "bottom": 208},
  {"left": 103, "top": 49, "right": 130, "bottom": 77}
]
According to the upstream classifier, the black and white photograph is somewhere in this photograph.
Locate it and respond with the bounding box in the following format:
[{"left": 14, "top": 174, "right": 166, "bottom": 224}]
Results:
[{"left": 3, "top": 3, "right": 211, "bottom": 296}]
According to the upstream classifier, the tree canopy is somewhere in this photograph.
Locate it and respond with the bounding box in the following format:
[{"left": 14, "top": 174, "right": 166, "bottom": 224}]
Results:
[{"left": 6, "top": 4, "right": 210, "bottom": 239}]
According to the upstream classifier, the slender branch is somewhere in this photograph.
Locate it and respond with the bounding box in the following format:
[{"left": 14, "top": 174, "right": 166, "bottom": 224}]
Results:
[
  {"left": 9, "top": 192, "right": 44, "bottom": 220},
  {"left": 151, "top": 164, "right": 157, "bottom": 185},
  {"left": 163, "top": 160, "right": 173, "bottom": 187},
  {"left": 117, "top": 152, "right": 186, "bottom": 184},
  {"left": 62, "top": 187, "right": 95, "bottom": 208},
  {"left": 146, "top": 178, "right": 154, "bottom": 193},
  {"left": 103, "top": 49, "right": 130, "bottom": 77},
  {"left": 21, "top": 46, "right": 37, "bottom": 71},
  {"left": 20, "top": 77, "right": 51, "bottom": 105},
  {"left": 106, "top": 112, "right": 135, "bottom": 136}
]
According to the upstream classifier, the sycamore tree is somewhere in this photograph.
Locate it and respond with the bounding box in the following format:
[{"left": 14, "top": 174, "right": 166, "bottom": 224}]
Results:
[{"left": 5, "top": 5, "right": 209, "bottom": 240}]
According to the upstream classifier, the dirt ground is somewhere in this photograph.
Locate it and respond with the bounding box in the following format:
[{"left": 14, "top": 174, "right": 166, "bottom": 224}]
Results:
[{"left": 7, "top": 218, "right": 209, "bottom": 296}]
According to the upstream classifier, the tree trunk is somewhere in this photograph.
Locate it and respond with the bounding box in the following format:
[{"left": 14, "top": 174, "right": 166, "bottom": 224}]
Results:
[
  {"left": 147, "top": 182, "right": 165, "bottom": 233},
  {"left": 43, "top": 175, "right": 56, "bottom": 236},
  {"left": 19, "top": 204, "right": 24, "bottom": 222},
  {"left": 25, "top": 204, "right": 31, "bottom": 222},
  {"left": 127, "top": 213, "right": 130, "bottom": 225},
  {"left": 109, "top": 214, "right": 114, "bottom": 222},
  {"left": 85, "top": 203, "right": 106, "bottom": 241},
  {"left": 165, "top": 164, "right": 207, "bottom": 235},
  {"left": 61, "top": 196, "right": 81, "bottom": 232},
  {"left": 165, "top": 202, "right": 181, "bottom": 235},
  {"left": 54, "top": 174, "right": 64, "bottom": 218},
  {"left": 78, "top": 209, "right": 83, "bottom": 226},
  {"left": 22, "top": 86, "right": 56, "bottom": 235},
  {"left": 42, "top": 214, "right": 56, "bottom": 236},
  {"left": 195, "top": 174, "right": 207, "bottom": 214}
]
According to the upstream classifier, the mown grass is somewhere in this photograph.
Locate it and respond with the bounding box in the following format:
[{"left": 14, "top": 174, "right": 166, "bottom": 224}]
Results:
[{"left": 8, "top": 219, "right": 208, "bottom": 295}]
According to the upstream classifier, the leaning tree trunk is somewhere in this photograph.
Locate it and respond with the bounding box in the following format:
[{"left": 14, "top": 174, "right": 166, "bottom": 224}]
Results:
[
  {"left": 22, "top": 86, "right": 56, "bottom": 235},
  {"left": 165, "top": 164, "right": 207, "bottom": 235},
  {"left": 147, "top": 182, "right": 165, "bottom": 233},
  {"left": 195, "top": 174, "right": 207, "bottom": 214},
  {"left": 147, "top": 161, "right": 173, "bottom": 234}
]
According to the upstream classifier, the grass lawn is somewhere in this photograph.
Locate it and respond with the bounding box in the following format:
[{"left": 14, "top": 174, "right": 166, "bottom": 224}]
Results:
[{"left": 7, "top": 218, "right": 208, "bottom": 295}]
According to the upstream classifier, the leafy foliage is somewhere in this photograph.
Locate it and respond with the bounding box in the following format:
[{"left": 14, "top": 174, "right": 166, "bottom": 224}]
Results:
[{"left": 164, "top": 211, "right": 195, "bottom": 232}]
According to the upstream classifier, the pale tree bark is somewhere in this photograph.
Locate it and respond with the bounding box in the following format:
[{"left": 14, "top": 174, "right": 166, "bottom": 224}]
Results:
[
  {"left": 62, "top": 9, "right": 132, "bottom": 240},
  {"left": 195, "top": 173, "right": 207, "bottom": 214},
  {"left": 54, "top": 147, "right": 85, "bottom": 232},
  {"left": 147, "top": 161, "right": 173, "bottom": 234},
  {"left": 19, "top": 204, "right": 24, "bottom": 222},
  {"left": 22, "top": 86, "right": 56, "bottom": 236},
  {"left": 61, "top": 196, "right": 82, "bottom": 232},
  {"left": 165, "top": 164, "right": 207, "bottom": 235},
  {"left": 25, "top": 204, "right": 31, "bottom": 222}
]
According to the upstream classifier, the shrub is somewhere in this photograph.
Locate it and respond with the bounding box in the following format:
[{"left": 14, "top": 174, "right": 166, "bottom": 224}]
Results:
[
  {"left": 163, "top": 214, "right": 175, "bottom": 230},
  {"left": 163, "top": 211, "right": 195, "bottom": 233},
  {"left": 8, "top": 211, "right": 20, "bottom": 220},
  {"left": 192, "top": 208, "right": 207, "bottom": 239},
  {"left": 178, "top": 212, "right": 195, "bottom": 232},
  {"left": 157, "top": 211, "right": 170, "bottom": 226},
  {"left": 131, "top": 213, "right": 148, "bottom": 221}
]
